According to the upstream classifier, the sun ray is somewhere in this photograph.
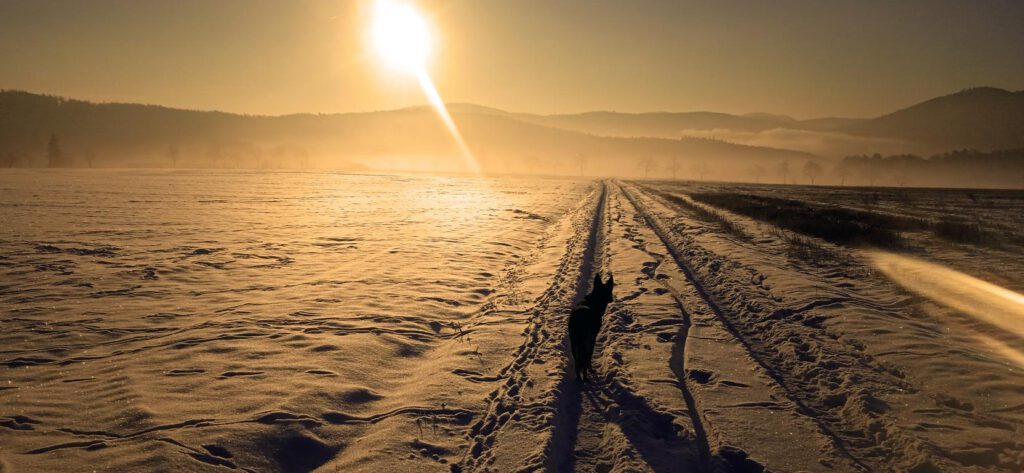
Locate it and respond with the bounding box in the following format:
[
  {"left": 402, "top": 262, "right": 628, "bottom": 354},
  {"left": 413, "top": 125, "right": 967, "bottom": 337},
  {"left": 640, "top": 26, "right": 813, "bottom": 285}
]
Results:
[{"left": 416, "top": 68, "right": 479, "bottom": 174}]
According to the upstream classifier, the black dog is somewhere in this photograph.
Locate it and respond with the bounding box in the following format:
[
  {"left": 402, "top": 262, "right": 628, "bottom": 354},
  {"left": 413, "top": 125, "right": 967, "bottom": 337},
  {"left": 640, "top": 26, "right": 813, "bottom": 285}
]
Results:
[{"left": 568, "top": 271, "right": 614, "bottom": 382}]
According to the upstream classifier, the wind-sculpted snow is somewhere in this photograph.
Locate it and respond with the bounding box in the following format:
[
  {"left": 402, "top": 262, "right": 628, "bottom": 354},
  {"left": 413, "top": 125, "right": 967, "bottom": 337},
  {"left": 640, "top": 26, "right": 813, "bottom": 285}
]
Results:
[
  {"left": 1, "top": 170, "right": 1022, "bottom": 472},
  {"left": 0, "top": 170, "right": 592, "bottom": 472},
  {"left": 635, "top": 180, "right": 1024, "bottom": 472}
]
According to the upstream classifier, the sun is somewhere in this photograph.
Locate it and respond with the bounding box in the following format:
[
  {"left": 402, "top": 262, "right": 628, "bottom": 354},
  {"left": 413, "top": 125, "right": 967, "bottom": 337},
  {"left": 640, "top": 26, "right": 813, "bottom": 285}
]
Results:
[
  {"left": 372, "top": 1, "right": 431, "bottom": 72},
  {"left": 367, "top": 0, "right": 479, "bottom": 173}
]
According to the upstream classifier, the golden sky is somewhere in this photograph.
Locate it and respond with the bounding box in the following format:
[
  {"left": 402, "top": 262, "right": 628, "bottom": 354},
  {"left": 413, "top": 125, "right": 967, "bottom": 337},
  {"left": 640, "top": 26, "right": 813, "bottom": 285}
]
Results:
[{"left": 2, "top": 0, "right": 1022, "bottom": 118}]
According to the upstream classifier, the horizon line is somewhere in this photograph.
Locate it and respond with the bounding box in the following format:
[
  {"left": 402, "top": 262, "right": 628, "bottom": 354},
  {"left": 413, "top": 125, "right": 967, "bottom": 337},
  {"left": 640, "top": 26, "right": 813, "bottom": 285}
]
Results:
[{"left": 7, "top": 86, "right": 1015, "bottom": 122}]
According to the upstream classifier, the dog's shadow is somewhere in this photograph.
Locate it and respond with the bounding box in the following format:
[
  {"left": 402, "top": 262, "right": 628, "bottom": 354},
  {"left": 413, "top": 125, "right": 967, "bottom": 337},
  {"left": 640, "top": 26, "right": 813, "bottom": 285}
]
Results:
[{"left": 571, "top": 373, "right": 766, "bottom": 472}]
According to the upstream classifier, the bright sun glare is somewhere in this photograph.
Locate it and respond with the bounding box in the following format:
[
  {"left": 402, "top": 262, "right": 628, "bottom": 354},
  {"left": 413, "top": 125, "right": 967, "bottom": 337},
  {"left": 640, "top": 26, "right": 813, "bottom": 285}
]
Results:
[
  {"left": 372, "top": 1, "right": 431, "bottom": 72},
  {"left": 369, "top": 0, "right": 479, "bottom": 173}
]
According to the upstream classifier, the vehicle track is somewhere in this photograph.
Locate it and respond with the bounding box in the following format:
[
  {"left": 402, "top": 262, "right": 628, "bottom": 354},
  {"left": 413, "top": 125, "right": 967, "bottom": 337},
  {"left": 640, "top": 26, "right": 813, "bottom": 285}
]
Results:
[
  {"left": 619, "top": 181, "right": 870, "bottom": 472},
  {"left": 565, "top": 183, "right": 711, "bottom": 473},
  {"left": 460, "top": 181, "right": 715, "bottom": 473},
  {"left": 605, "top": 183, "right": 714, "bottom": 466},
  {"left": 462, "top": 179, "right": 866, "bottom": 473}
]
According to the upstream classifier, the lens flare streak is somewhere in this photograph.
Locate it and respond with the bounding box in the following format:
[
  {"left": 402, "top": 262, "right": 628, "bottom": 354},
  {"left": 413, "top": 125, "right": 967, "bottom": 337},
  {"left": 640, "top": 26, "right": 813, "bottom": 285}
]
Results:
[
  {"left": 416, "top": 68, "right": 479, "bottom": 174},
  {"left": 869, "top": 251, "right": 1024, "bottom": 366}
]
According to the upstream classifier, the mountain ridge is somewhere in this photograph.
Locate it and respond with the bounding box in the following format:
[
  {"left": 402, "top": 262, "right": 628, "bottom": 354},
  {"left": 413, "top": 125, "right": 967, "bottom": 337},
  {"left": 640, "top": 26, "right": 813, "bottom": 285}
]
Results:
[
  {"left": 841, "top": 87, "right": 1024, "bottom": 150},
  {"left": 0, "top": 89, "right": 819, "bottom": 178},
  {"left": 3, "top": 86, "right": 1022, "bottom": 172}
]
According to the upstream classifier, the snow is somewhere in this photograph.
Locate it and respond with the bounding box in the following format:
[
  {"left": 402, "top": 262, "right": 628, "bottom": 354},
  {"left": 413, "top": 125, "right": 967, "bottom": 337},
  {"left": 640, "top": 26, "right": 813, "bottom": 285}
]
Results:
[{"left": 1, "top": 170, "right": 1021, "bottom": 472}]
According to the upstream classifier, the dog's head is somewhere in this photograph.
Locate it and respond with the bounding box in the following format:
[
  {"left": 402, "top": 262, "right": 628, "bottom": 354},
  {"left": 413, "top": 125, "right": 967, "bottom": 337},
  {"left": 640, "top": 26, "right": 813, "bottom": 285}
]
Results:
[{"left": 590, "top": 271, "right": 615, "bottom": 306}]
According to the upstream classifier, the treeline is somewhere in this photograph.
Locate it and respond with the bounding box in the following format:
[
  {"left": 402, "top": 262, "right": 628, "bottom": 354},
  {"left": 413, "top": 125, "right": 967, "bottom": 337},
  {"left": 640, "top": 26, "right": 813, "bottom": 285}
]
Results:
[
  {"left": 0, "top": 132, "right": 319, "bottom": 169},
  {"left": 835, "top": 149, "right": 1024, "bottom": 189}
]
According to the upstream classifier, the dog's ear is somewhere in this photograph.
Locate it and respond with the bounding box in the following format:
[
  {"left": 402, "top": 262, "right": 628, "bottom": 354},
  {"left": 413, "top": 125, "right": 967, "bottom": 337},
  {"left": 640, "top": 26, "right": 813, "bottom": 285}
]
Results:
[
  {"left": 593, "top": 272, "right": 603, "bottom": 290},
  {"left": 606, "top": 273, "right": 614, "bottom": 288}
]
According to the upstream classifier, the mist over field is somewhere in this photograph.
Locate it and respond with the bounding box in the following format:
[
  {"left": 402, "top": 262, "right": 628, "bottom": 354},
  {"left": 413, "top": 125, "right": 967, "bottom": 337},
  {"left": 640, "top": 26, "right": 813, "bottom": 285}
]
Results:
[{"left": 3, "top": 87, "right": 1024, "bottom": 188}]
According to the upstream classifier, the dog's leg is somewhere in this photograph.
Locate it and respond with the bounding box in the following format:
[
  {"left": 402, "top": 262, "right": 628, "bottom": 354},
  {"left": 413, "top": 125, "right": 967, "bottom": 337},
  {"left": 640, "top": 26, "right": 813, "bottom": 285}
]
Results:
[
  {"left": 581, "top": 344, "right": 587, "bottom": 381},
  {"left": 583, "top": 340, "right": 593, "bottom": 382}
]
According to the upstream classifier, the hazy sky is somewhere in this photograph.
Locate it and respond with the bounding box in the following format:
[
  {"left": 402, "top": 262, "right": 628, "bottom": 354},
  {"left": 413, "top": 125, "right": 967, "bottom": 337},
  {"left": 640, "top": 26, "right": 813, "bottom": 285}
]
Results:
[{"left": 2, "top": 0, "right": 1023, "bottom": 118}]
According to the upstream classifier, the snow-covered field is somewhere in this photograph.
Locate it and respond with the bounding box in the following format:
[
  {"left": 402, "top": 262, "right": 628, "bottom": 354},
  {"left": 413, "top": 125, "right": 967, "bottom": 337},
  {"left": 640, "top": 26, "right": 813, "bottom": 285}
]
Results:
[{"left": 1, "top": 170, "right": 1021, "bottom": 472}]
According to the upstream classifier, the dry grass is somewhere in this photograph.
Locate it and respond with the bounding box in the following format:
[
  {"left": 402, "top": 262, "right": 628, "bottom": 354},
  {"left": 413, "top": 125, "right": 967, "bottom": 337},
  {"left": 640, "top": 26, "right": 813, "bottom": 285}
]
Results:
[
  {"left": 645, "top": 187, "right": 747, "bottom": 240},
  {"left": 690, "top": 192, "right": 918, "bottom": 249}
]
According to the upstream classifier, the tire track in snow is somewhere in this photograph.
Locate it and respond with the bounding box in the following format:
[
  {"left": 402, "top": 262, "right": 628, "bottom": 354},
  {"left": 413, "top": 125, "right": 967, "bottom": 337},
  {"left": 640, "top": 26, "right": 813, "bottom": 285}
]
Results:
[
  {"left": 620, "top": 181, "right": 870, "bottom": 472},
  {"left": 564, "top": 183, "right": 710, "bottom": 473},
  {"left": 459, "top": 181, "right": 707, "bottom": 473},
  {"left": 606, "top": 182, "right": 714, "bottom": 468}
]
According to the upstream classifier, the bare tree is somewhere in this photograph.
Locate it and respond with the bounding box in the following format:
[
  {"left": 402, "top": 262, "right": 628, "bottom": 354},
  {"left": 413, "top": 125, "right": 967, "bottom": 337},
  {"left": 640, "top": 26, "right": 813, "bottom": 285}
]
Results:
[
  {"left": 690, "top": 161, "right": 709, "bottom": 181},
  {"left": 47, "top": 133, "right": 66, "bottom": 167},
  {"left": 294, "top": 146, "right": 310, "bottom": 169},
  {"left": 835, "top": 160, "right": 851, "bottom": 186},
  {"left": 802, "top": 160, "right": 823, "bottom": 185},
  {"left": 861, "top": 165, "right": 880, "bottom": 187},
  {"left": 750, "top": 164, "right": 765, "bottom": 184},
  {"left": 776, "top": 160, "right": 790, "bottom": 184},
  {"left": 894, "top": 165, "right": 911, "bottom": 187},
  {"left": 84, "top": 149, "right": 96, "bottom": 168},
  {"left": 639, "top": 157, "right": 654, "bottom": 179},
  {"left": 575, "top": 152, "right": 588, "bottom": 177}
]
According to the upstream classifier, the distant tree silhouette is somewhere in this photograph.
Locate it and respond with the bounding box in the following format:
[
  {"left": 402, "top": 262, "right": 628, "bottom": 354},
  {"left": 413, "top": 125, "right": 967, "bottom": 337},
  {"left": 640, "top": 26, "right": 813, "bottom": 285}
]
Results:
[
  {"left": 750, "top": 164, "right": 766, "bottom": 184},
  {"left": 866, "top": 153, "right": 883, "bottom": 186},
  {"left": 862, "top": 165, "right": 880, "bottom": 187},
  {"left": 837, "top": 149, "right": 1024, "bottom": 188},
  {"left": 293, "top": 146, "right": 310, "bottom": 169},
  {"left": 893, "top": 164, "right": 911, "bottom": 187},
  {"left": 575, "top": 152, "right": 588, "bottom": 177},
  {"left": 690, "top": 161, "right": 709, "bottom": 181},
  {"left": 84, "top": 149, "right": 96, "bottom": 168},
  {"left": 835, "top": 160, "right": 851, "bottom": 186},
  {"left": 47, "top": 133, "right": 66, "bottom": 167},
  {"left": 776, "top": 160, "right": 790, "bottom": 184},
  {"left": 640, "top": 157, "right": 654, "bottom": 178},
  {"left": 802, "top": 160, "right": 822, "bottom": 185},
  {"left": 167, "top": 145, "right": 180, "bottom": 168}
]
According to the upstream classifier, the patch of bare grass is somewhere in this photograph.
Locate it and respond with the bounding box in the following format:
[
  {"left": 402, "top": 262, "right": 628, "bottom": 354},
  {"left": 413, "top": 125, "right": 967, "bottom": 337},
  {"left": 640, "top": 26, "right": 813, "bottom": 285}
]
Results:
[
  {"left": 644, "top": 187, "right": 747, "bottom": 240},
  {"left": 691, "top": 192, "right": 918, "bottom": 249}
]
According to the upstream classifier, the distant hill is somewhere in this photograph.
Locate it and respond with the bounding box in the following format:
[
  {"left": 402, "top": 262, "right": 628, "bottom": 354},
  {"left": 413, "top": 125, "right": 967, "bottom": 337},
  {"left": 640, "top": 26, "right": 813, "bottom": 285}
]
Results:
[
  {"left": 463, "top": 87, "right": 1024, "bottom": 154},
  {"left": 442, "top": 108, "right": 870, "bottom": 139},
  {"left": 487, "top": 87, "right": 1024, "bottom": 155},
  {"left": 0, "top": 90, "right": 818, "bottom": 178},
  {"left": 740, "top": 112, "right": 798, "bottom": 125},
  {"left": 5, "top": 86, "right": 1021, "bottom": 175},
  {"left": 507, "top": 110, "right": 793, "bottom": 137},
  {"left": 446, "top": 105, "right": 856, "bottom": 137},
  {"left": 797, "top": 117, "right": 865, "bottom": 131},
  {"left": 842, "top": 87, "right": 1024, "bottom": 150}
]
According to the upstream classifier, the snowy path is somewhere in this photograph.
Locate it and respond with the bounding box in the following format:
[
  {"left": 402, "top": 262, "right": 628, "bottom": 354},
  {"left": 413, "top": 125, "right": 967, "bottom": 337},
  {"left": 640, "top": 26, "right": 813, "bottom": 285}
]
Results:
[
  {"left": 618, "top": 182, "right": 861, "bottom": 472},
  {"left": 461, "top": 181, "right": 862, "bottom": 472}
]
